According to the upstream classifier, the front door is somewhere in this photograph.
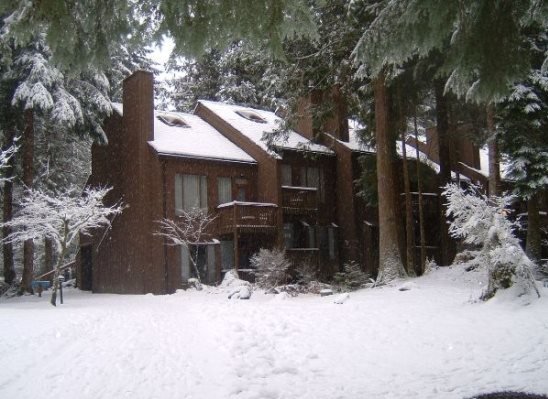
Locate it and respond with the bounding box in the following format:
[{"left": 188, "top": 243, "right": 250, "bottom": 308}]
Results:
[{"left": 80, "top": 245, "right": 93, "bottom": 291}]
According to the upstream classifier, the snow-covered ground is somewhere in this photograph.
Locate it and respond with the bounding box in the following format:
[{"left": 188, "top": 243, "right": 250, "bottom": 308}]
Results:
[{"left": 1, "top": 266, "right": 547, "bottom": 399}]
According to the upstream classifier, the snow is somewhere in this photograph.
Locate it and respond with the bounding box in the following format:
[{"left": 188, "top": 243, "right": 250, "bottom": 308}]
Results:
[
  {"left": 217, "top": 201, "right": 278, "bottom": 209},
  {"left": 2, "top": 266, "right": 548, "bottom": 399},
  {"left": 331, "top": 129, "right": 468, "bottom": 180},
  {"left": 198, "top": 100, "right": 334, "bottom": 158},
  {"left": 112, "top": 103, "right": 256, "bottom": 164},
  {"left": 479, "top": 146, "right": 511, "bottom": 179}
]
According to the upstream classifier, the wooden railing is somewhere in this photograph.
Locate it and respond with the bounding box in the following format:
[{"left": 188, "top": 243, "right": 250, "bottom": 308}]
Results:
[
  {"left": 217, "top": 201, "right": 278, "bottom": 234},
  {"left": 281, "top": 186, "right": 317, "bottom": 214}
]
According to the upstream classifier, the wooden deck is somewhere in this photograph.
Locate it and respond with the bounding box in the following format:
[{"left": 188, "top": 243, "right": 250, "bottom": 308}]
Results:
[
  {"left": 217, "top": 201, "right": 278, "bottom": 234},
  {"left": 281, "top": 186, "right": 317, "bottom": 215}
]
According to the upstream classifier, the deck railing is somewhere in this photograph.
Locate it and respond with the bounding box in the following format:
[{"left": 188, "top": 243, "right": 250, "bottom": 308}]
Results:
[
  {"left": 281, "top": 186, "right": 317, "bottom": 214},
  {"left": 217, "top": 201, "right": 278, "bottom": 234}
]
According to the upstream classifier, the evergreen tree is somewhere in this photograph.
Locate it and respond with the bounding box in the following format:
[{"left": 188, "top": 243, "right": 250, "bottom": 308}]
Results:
[
  {"left": 497, "top": 29, "right": 548, "bottom": 262},
  {"left": 353, "top": 0, "right": 548, "bottom": 104},
  {"left": 1, "top": 1, "right": 315, "bottom": 72}
]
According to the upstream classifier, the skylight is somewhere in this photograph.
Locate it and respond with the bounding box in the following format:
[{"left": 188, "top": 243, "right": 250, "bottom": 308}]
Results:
[
  {"left": 235, "top": 109, "right": 267, "bottom": 124},
  {"left": 157, "top": 113, "right": 190, "bottom": 128}
]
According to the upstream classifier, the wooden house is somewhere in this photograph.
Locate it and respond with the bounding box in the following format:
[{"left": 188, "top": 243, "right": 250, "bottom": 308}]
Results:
[{"left": 79, "top": 71, "right": 339, "bottom": 293}]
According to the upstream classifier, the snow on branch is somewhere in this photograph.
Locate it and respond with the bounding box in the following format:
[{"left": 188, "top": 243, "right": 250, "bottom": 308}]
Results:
[
  {"left": 0, "top": 185, "right": 124, "bottom": 305},
  {"left": 156, "top": 208, "right": 217, "bottom": 246},
  {"left": 0, "top": 143, "right": 18, "bottom": 184},
  {"left": 155, "top": 208, "right": 217, "bottom": 284},
  {"left": 2, "top": 186, "right": 122, "bottom": 251},
  {"left": 444, "top": 183, "right": 539, "bottom": 300}
]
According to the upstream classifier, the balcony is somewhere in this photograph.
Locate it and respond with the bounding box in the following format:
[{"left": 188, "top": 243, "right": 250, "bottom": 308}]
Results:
[
  {"left": 217, "top": 201, "right": 278, "bottom": 235},
  {"left": 281, "top": 186, "right": 317, "bottom": 215}
]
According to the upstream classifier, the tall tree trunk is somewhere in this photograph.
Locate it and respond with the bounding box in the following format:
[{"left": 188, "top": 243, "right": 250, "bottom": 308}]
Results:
[
  {"left": 401, "top": 130, "right": 416, "bottom": 276},
  {"left": 20, "top": 109, "right": 34, "bottom": 294},
  {"left": 2, "top": 126, "right": 16, "bottom": 284},
  {"left": 525, "top": 193, "right": 541, "bottom": 262},
  {"left": 414, "top": 115, "right": 427, "bottom": 274},
  {"left": 486, "top": 104, "right": 500, "bottom": 197},
  {"left": 434, "top": 79, "right": 455, "bottom": 265},
  {"left": 374, "top": 72, "right": 406, "bottom": 283}
]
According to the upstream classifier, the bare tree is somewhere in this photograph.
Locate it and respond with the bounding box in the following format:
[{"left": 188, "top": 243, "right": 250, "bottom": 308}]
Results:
[
  {"left": 1, "top": 186, "right": 124, "bottom": 305},
  {"left": 156, "top": 208, "right": 217, "bottom": 284}
]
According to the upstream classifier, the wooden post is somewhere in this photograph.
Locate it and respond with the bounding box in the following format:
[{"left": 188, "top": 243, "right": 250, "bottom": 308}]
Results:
[{"left": 233, "top": 204, "right": 239, "bottom": 275}]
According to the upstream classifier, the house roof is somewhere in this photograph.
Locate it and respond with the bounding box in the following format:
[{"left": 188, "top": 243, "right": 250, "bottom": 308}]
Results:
[
  {"left": 197, "top": 100, "right": 334, "bottom": 159},
  {"left": 332, "top": 121, "right": 468, "bottom": 181},
  {"left": 111, "top": 103, "right": 256, "bottom": 164}
]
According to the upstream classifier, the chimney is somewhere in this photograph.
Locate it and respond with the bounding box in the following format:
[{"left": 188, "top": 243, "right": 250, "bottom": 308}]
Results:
[
  {"left": 294, "top": 86, "right": 349, "bottom": 142},
  {"left": 123, "top": 70, "right": 154, "bottom": 143},
  {"left": 294, "top": 92, "right": 318, "bottom": 141},
  {"left": 325, "top": 85, "right": 349, "bottom": 142}
]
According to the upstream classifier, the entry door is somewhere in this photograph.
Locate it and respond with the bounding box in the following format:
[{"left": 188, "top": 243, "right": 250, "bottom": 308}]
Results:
[{"left": 80, "top": 245, "right": 93, "bottom": 291}]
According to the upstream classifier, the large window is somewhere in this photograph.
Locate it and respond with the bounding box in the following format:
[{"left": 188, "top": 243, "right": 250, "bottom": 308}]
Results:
[
  {"left": 281, "top": 164, "right": 292, "bottom": 186},
  {"left": 175, "top": 174, "right": 208, "bottom": 213},
  {"left": 283, "top": 221, "right": 316, "bottom": 249},
  {"left": 300, "top": 166, "right": 325, "bottom": 202},
  {"left": 181, "top": 244, "right": 217, "bottom": 283},
  {"left": 217, "top": 177, "right": 232, "bottom": 205}
]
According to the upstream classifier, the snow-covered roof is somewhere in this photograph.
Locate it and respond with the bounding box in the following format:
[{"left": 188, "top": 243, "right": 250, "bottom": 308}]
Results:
[
  {"left": 342, "top": 120, "right": 375, "bottom": 153},
  {"left": 479, "top": 146, "right": 511, "bottom": 180},
  {"left": 198, "top": 100, "right": 334, "bottom": 159},
  {"left": 112, "top": 103, "right": 256, "bottom": 164}
]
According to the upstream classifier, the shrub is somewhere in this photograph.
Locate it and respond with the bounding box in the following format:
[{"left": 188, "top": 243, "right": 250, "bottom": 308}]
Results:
[
  {"left": 332, "top": 261, "right": 371, "bottom": 291},
  {"left": 250, "top": 248, "right": 292, "bottom": 289}
]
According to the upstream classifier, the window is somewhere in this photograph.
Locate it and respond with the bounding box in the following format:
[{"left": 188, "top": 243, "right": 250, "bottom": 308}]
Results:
[
  {"left": 181, "top": 244, "right": 217, "bottom": 283},
  {"left": 299, "top": 166, "right": 325, "bottom": 202},
  {"left": 281, "top": 164, "right": 292, "bottom": 186},
  {"left": 220, "top": 240, "right": 234, "bottom": 271},
  {"left": 284, "top": 221, "right": 316, "bottom": 249},
  {"left": 235, "top": 109, "right": 267, "bottom": 124},
  {"left": 283, "top": 223, "right": 294, "bottom": 249},
  {"left": 237, "top": 187, "right": 246, "bottom": 201},
  {"left": 175, "top": 174, "right": 207, "bottom": 213},
  {"left": 235, "top": 177, "right": 249, "bottom": 201},
  {"left": 157, "top": 113, "right": 190, "bottom": 128},
  {"left": 328, "top": 225, "right": 337, "bottom": 260},
  {"left": 217, "top": 177, "right": 232, "bottom": 205}
]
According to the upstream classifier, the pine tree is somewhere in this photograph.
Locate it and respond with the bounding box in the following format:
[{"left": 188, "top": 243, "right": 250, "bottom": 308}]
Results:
[
  {"left": 1, "top": 1, "right": 315, "bottom": 72},
  {"left": 353, "top": 0, "right": 548, "bottom": 104},
  {"left": 497, "top": 29, "right": 548, "bottom": 262}
]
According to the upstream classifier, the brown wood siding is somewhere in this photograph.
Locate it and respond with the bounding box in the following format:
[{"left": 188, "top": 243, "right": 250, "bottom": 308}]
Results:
[
  {"left": 195, "top": 104, "right": 280, "bottom": 205},
  {"left": 162, "top": 156, "right": 258, "bottom": 292}
]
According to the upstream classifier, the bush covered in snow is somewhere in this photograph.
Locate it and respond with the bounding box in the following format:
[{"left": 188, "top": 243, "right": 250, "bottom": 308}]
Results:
[
  {"left": 332, "top": 261, "right": 371, "bottom": 291},
  {"left": 250, "top": 248, "right": 292, "bottom": 289},
  {"left": 444, "top": 184, "right": 539, "bottom": 300}
]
